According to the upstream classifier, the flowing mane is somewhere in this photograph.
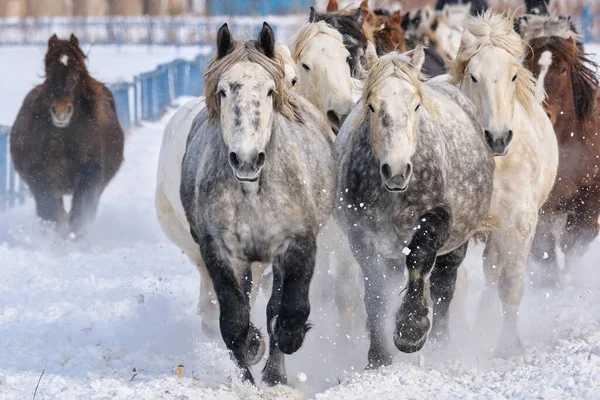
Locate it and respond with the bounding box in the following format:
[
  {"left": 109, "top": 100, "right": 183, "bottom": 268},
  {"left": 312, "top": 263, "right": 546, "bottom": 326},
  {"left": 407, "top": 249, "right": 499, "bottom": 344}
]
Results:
[
  {"left": 292, "top": 21, "right": 345, "bottom": 64},
  {"left": 516, "top": 14, "right": 581, "bottom": 45},
  {"left": 526, "top": 36, "right": 599, "bottom": 122},
  {"left": 361, "top": 51, "right": 438, "bottom": 120},
  {"left": 203, "top": 38, "right": 299, "bottom": 123},
  {"left": 450, "top": 11, "right": 537, "bottom": 114}
]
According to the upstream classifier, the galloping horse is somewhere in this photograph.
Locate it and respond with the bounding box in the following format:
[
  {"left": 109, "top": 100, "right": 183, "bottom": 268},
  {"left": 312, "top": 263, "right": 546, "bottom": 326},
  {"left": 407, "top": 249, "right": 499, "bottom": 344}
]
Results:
[
  {"left": 336, "top": 49, "right": 495, "bottom": 367},
  {"left": 524, "top": 36, "right": 600, "bottom": 286},
  {"left": 11, "top": 34, "right": 124, "bottom": 238},
  {"left": 155, "top": 43, "right": 298, "bottom": 337},
  {"left": 179, "top": 23, "right": 337, "bottom": 385},
  {"left": 449, "top": 12, "right": 558, "bottom": 354}
]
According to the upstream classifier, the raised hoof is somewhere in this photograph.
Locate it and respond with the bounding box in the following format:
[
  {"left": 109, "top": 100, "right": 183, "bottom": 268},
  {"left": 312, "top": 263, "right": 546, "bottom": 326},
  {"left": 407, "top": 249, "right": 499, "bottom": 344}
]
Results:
[
  {"left": 246, "top": 325, "right": 266, "bottom": 366},
  {"left": 262, "top": 369, "right": 287, "bottom": 387},
  {"left": 394, "top": 297, "right": 430, "bottom": 354},
  {"left": 274, "top": 319, "right": 311, "bottom": 355}
]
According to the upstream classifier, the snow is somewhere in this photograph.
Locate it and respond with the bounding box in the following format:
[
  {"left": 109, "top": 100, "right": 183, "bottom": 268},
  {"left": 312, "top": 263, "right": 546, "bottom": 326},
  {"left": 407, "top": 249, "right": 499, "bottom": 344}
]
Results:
[
  {"left": 0, "top": 45, "right": 206, "bottom": 125},
  {"left": 2, "top": 44, "right": 600, "bottom": 399}
]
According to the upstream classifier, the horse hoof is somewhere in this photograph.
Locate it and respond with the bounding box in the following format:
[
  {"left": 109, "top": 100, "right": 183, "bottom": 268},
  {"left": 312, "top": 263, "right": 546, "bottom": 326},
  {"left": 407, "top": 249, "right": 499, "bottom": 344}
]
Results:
[
  {"left": 246, "top": 325, "right": 266, "bottom": 366},
  {"left": 275, "top": 319, "right": 311, "bottom": 355},
  {"left": 365, "top": 357, "right": 393, "bottom": 370},
  {"left": 262, "top": 369, "right": 287, "bottom": 387},
  {"left": 393, "top": 298, "right": 430, "bottom": 353},
  {"left": 394, "top": 331, "right": 428, "bottom": 353}
]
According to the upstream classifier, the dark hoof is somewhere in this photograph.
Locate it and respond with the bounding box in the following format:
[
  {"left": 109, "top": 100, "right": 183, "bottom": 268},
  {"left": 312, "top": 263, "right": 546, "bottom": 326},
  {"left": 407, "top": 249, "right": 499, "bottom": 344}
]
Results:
[
  {"left": 262, "top": 368, "right": 287, "bottom": 387},
  {"left": 394, "top": 297, "right": 430, "bottom": 354},
  {"left": 274, "top": 318, "right": 311, "bottom": 355},
  {"left": 366, "top": 347, "right": 393, "bottom": 370},
  {"left": 246, "top": 325, "right": 266, "bottom": 366}
]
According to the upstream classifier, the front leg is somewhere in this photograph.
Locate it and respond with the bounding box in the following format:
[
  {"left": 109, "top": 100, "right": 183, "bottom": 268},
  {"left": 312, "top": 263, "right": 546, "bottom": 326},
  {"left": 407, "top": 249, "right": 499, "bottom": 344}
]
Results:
[
  {"left": 198, "top": 234, "right": 264, "bottom": 384},
  {"left": 394, "top": 207, "right": 451, "bottom": 353},
  {"left": 349, "top": 237, "right": 393, "bottom": 369},
  {"left": 529, "top": 214, "right": 560, "bottom": 288},
  {"left": 429, "top": 241, "right": 468, "bottom": 346},
  {"left": 69, "top": 163, "right": 103, "bottom": 237},
  {"left": 262, "top": 234, "right": 316, "bottom": 385}
]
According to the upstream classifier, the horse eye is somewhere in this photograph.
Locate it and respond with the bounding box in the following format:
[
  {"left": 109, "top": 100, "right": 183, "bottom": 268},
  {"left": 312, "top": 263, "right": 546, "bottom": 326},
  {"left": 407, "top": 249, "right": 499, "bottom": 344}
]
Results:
[
  {"left": 219, "top": 89, "right": 226, "bottom": 98},
  {"left": 415, "top": 104, "right": 421, "bottom": 112},
  {"left": 368, "top": 104, "right": 375, "bottom": 112},
  {"left": 267, "top": 88, "right": 274, "bottom": 97},
  {"left": 291, "top": 78, "right": 298, "bottom": 87},
  {"left": 346, "top": 57, "right": 351, "bottom": 64},
  {"left": 470, "top": 74, "right": 477, "bottom": 83},
  {"left": 302, "top": 63, "right": 310, "bottom": 72},
  {"left": 560, "top": 67, "right": 567, "bottom": 75},
  {"left": 512, "top": 73, "right": 518, "bottom": 82}
]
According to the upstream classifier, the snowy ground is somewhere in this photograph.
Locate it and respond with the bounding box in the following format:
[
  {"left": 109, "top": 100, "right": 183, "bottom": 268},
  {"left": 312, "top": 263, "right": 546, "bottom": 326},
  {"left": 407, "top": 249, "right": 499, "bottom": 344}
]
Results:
[
  {"left": 2, "top": 47, "right": 600, "bottom": 399},
  {"left": 0, "top": 44, "right": 206, "bottom": 125}
]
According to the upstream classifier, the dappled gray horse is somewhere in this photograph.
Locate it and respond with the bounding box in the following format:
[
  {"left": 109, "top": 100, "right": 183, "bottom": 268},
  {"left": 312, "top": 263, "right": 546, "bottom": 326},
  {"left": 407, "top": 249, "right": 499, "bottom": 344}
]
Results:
[
  {"left": 180, "top": 23, "right": 337, "bottom": 385},
  {"left": 335, "top": 49, "right": 494, "bottom": 368}
]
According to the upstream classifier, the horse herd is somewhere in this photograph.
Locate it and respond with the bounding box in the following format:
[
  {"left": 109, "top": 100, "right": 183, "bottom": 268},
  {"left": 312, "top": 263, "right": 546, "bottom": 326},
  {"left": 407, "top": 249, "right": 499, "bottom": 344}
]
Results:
[{"left": 8, "top": 1, "right": 600, "bottom": 389}]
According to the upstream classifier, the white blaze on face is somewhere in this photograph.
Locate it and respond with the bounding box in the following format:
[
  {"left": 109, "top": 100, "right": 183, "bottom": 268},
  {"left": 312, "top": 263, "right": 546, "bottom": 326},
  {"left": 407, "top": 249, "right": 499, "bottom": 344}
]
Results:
[
  {"left": 60, "top": 54, "right": 69, "bottom": 66},
  {"left": 535, "top": 50, "right": 553, "bottom": 104}
]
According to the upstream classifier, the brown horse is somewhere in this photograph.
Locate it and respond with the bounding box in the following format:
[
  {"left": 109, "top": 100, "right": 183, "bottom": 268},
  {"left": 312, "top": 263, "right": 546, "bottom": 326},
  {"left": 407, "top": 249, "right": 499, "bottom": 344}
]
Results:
[
  {"left": 10, "top": 34, "right": 124, "bottom": 238},
  {"left": 523, "top": 36, "right": 600, "bottom": 285},
  {"left": 372, "top": 10, "right": 407, "bottom": 56}
]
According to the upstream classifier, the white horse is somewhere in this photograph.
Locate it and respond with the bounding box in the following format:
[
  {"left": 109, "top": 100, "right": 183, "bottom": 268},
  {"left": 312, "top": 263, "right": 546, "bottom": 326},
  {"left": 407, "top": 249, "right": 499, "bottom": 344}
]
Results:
[
  {"left": 449, "top": 12, "right": 559, "bottom": 354},
  {"left": 155, "top": 42, "right": 298, "bottom": 337}
]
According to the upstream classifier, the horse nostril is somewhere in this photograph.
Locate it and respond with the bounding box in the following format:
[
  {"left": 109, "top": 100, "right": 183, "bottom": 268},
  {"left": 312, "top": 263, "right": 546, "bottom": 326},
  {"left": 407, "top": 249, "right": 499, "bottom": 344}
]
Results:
[
  {"left": 256, "top": 152, "right": 266, "bottom": 169},
  {"left": 505, "top": 130, "right": 514, "bottom": 145},
  {"left": 484, "top": 130, "right": 493, "bottom": 145},
  {"left": 327, "top": 110, "right": 341, "bottom": 128},
  {"left": 404, "top": 163, "right": 412, "bottom": 178},
  {"left": 381, "top": 163, "right": 392, "bottom": 180},
  {"left": 229, "top": 152, "right": 240, "bottom": 169}
]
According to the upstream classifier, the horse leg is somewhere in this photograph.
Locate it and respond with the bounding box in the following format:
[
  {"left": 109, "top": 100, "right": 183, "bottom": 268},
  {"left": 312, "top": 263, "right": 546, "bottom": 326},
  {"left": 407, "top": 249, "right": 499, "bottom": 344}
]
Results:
[
  {"left": 69, "top": 164, "right": 103, "bottom": 236},
  {"left": 561, "top": 187, "right": 600, "bottom": 275},
  {"left": 192, "top": 254, "right": 220, "bottom": 338},
  {"left": 429, "top": 241, "right": 468, "bottom": 346},
  {"left": 334, "top": 238, "right": 365, "bottom": 335},
  {"left": 198, "top": 235, "right": 264, "bottom": 384},
  {"left": 349, "top": 237, "right": 393, "bottom": 369},
  {"left": 249, "top": 263, "right": 268, "bottom": 308},
  {"left": 30, "top": 185, "right": 67, "bottom": 228},
  {"left": 486, "top": 214, "right": 535, "bottom": 356},
  {"left": 394, "top": 207, "right": 451, "bottom": 353},
  {"left": 529, "top": 213, "right": 560, "bottom": 287},
  {"left": 262, "top": 234, "right": 316, "bottom": 386}
]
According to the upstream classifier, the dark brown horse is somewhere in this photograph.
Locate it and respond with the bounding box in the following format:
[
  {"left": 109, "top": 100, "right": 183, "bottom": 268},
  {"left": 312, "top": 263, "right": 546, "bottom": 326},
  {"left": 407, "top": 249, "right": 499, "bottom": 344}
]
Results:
[
  {"left": 10, "top": 34, "right": 124, "bottom": 238},
  {"left": 524, "top": 36, "right": 600, "bottom": 285},
  {"left": 372, "top": 10, "right": 407, "bottom": 56}
]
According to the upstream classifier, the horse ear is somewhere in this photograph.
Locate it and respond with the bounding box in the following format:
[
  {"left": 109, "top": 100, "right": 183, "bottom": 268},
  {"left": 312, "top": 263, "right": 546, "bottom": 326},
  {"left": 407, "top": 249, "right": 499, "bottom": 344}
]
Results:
[
  {"left": 48, "top": 33, "right": 58, "bottom": 48},
  {"left": 410, "top": 45, "right": 425, "bottom": 72},
  {"left": 217, "top": 23, "right": 235, "bottom": 59},
  {"left": 461, "top": 30, "right": 477, "bottom": 48},
  {"left": 391, "top": 10, "right": 402, "bottom": 25},
  {"left": 353, "top": 8, "right": 365, "bottom": 26},
  {"left": 326, "top": 0, "right": 338, "bottom": 12},
  {"left": 257, "top": 22, "right": 276, "bottom": 59},
  {"left": 442, "top": 4, "right": 451, "bottom": 20},
  {"left": 70, "top": 34, "right": 80, "bottom": 48},
  {"left": 422, "top": 5, "right": 434, "bottom": 23},
  {"left": 360, "top": 0, "right": 369, "bottom": 10},
  {"left": 309, "top": 6, "right": 317, "bottom": 22}
]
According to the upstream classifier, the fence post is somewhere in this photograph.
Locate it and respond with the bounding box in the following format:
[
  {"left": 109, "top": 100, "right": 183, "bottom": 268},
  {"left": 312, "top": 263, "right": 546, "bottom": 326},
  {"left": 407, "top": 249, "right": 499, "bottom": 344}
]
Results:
[
  {"left": 0, "top": 131, "right": 7, "bottom": 212},
  {"left": 582, "top": 5, "right": 592, "bottom": 44}
]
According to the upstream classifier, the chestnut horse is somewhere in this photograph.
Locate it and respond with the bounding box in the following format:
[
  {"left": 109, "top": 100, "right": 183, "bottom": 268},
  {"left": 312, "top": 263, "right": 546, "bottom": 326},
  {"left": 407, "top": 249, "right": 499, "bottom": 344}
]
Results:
[
  {"left": 10, "top": 34, "right": 124, "bottom": 238},
  {"left": 524, "top": 36, "right": 600, "bottom": 286}
]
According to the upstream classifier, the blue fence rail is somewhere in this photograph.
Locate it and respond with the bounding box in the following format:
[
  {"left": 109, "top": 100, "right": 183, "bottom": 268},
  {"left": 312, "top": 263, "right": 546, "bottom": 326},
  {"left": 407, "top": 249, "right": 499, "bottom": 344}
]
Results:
[{"left": 0, "top": 126, "right": 27, "bottom": 211}]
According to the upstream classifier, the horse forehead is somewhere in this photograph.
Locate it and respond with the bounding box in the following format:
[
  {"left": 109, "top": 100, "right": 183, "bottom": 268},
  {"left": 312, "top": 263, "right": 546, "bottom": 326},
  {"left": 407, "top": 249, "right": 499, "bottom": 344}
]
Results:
[
  {"left": 471, "top": 47, "right": 513, "bottom": 74},
  {"left": 306, "top": 34, "right": 347, "bottom": 58},
  {"left": 373, "top": 80, "right": 416, "bottom": 107},
  {"left": 221, "top": 62, "right": 272, "bottom": 86}
]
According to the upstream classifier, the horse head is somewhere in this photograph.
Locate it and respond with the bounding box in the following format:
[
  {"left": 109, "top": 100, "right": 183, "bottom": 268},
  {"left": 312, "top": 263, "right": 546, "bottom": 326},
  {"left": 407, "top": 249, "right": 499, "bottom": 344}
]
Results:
[
  {"left": 293, "top": 21, "right": 355, "bottom": 133},
  {"left": 43, "top": 34, "right": 87, "bottom": 128},
  {"left": 363, "top": 48, "right": 434, "bottom": 192},
  {"left": 205, "top": 23, "right": 295, "bottom": 183}
]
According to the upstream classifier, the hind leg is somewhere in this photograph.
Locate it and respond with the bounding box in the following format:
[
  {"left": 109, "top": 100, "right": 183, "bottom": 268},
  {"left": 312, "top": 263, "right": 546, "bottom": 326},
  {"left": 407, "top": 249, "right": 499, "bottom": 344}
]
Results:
[
  {"left": 394, "top": 207, "right": 451, "bottom": 353},
  {"left": 198, "top": 235, "right": 264, "bottom": 384},
  {"left": 529, "top": 214, "right": 560, "bottom": 287},
  {"left": 429, "top": 241, "right": 468, "bottom": 346},
  {"left": 262, "top": 234, "right": 317, "bottom": 385},
  {"left": 348, "top": 236, "right": 393, "bottom": 369},
  {"left": 70, "top": 164, "right": 103, "bottom": 237}
]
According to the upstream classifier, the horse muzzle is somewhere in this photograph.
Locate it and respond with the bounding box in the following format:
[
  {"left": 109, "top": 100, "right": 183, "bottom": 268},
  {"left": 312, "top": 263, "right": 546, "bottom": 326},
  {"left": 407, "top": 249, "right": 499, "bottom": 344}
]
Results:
[
  {"left": 381, "top": 162, "right": 412, "bottom": 193},
  {"left": 50, "top": 104, "right": 74, "bottom": 128},
  {"left": 229, "top": 150, "right": 266, "bottom": 183},
  {"left": 484, "top": 129, "right": 513, "bottom": 156}
]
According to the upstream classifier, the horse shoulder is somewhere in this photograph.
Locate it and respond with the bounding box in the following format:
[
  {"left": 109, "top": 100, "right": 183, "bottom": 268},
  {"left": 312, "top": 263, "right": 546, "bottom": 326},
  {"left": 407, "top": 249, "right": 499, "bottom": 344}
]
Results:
[{"left": 10, "top": 85, "right": 44, "bottom": 170}]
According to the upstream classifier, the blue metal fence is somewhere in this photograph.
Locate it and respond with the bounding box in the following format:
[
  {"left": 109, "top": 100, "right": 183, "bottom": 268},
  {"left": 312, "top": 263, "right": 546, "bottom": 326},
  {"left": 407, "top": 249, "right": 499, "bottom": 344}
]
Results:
[
  {"left": 0, "top": 126, "right": 27, "bottom": 211},
  {"left": 581, "top": 6, "right": 598, "bottom": 43}
]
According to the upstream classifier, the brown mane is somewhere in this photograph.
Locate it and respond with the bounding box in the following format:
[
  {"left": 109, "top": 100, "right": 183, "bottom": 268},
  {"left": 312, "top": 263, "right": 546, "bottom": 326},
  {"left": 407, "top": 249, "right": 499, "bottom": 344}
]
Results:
[{"left": 526, "top": 36, "right": 599, "bottom": 122}]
